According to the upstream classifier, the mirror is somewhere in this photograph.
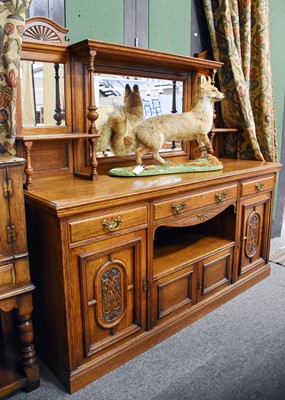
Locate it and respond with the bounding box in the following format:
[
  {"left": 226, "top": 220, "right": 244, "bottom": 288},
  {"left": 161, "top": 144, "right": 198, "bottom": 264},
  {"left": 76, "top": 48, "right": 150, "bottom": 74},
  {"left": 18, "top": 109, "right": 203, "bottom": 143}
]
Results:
[
  {"left": 95, "top": 73, "right": 184, "bottom": 157},
  {"left": 20, "top": 61, "right": 66, "bottom": 127}
]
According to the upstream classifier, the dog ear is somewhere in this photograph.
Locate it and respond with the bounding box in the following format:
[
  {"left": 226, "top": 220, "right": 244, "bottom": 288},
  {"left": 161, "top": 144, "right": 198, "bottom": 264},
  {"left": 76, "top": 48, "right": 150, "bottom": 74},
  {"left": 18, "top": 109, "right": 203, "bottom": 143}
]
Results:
[
  {"left": 133, "top": 84, "right": 139, "bottom": 92},
  {"left": 207, "top": 76, "right": 212, "bottom": 85}
]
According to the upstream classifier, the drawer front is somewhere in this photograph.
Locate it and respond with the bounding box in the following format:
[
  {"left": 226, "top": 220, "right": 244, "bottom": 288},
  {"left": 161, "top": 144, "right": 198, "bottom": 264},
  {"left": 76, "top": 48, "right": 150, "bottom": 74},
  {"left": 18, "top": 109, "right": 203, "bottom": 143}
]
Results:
[
  {"left": 0, "top": 263, "right": 15, "bottom": 291},
  {"left": 69, "top": 205, "right": 148, "bottom": 243},
  {"left": 153, "top": 184, "right": 237, "bottom": 220},
  {"left": 241, "top": 175, "right": 275, "bottom": 197}
]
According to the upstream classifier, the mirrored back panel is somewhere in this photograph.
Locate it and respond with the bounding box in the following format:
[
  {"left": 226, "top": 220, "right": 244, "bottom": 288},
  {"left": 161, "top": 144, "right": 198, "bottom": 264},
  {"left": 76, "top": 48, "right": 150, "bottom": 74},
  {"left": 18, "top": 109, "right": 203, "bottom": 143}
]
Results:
[{"left": 21, "top": 61, "right": 66, "bottom": 128}]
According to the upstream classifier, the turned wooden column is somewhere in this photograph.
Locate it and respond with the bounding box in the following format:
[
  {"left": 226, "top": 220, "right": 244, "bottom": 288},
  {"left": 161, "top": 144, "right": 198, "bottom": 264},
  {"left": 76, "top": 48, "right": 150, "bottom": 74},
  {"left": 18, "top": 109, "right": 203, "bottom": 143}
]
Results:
[{"left": 86, "top": 51, "right": 99, "bottom": 180}]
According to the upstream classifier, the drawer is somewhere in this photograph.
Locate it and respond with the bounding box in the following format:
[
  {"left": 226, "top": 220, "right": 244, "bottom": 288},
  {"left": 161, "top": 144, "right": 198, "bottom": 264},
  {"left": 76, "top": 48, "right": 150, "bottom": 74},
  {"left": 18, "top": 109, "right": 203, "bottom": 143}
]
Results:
[
  {"left": 241, "top": 175, "right": 275, "bottom": 197},
  {"left": 0, "top": 263, "right": 15, "bottom": 291},
  {"left": 153, "top": 184, "right": 237, "bottom": 220},
  {"left": 69, "top": 205, "right": 148, "bottom": 243}
]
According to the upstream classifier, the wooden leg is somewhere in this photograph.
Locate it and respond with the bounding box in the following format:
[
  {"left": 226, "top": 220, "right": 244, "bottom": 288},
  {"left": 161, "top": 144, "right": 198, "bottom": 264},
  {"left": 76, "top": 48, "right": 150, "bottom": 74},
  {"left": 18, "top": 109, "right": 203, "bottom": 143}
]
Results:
[{"left": 17, "top": 304, "right": 40, "bottom": 391}]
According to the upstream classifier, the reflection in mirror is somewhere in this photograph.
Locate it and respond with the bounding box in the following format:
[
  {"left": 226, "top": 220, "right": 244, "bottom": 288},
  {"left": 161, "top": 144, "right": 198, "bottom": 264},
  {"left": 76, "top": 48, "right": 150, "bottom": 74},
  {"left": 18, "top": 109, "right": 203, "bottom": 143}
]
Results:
[
  {"left": 95, "top": 74, "right": 183, "bottom": 157},
  {"left": 20, "top": 61, "right": 66, "bottom": 127}
]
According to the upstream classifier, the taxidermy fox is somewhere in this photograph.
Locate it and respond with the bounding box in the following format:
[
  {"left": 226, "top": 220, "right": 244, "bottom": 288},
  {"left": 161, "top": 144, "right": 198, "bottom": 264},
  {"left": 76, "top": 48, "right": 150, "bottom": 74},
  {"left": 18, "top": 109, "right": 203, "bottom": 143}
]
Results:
[
  {"left": 131, "top": 75, "right": 224, "bottom": 166},
  {"left": 96, "top": 84, "right": 144, "bottom": 155}
]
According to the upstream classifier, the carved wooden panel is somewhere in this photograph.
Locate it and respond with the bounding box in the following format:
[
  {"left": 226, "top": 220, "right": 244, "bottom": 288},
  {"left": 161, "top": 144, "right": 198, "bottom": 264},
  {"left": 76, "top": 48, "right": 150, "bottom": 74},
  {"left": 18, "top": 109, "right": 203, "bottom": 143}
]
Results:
[
  {"left": 239, "top": 193, "right": 271, "bottom": 277},
  {"left": 78, "top": 234, "right": 146, "bottom": 357}
]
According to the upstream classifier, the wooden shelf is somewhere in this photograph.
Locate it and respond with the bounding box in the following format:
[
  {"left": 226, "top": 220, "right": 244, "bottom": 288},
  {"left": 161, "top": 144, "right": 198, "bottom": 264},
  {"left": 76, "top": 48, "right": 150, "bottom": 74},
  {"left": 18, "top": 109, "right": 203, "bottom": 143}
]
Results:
[
  {"left": 16, "top": 133, "right": 99, "bottom": 141},
  {"left": 16, "top": 133, "right": 100, "bottom": 189},
  {"left": 153, "top": 232, "right": 234, "bottom": 280}
]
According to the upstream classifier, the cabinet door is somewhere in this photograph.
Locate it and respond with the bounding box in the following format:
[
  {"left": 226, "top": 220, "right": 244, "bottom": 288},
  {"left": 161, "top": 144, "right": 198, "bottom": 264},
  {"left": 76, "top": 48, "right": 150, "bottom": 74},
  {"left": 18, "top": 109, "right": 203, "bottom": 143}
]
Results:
[
  {"left": 197, "top": 246, "right": 233, "bottom": 302},
  {"left": 0, "top": 167, "right": 11, "bottom": 258},
  {"left": 6, "top": 166, "right": 27, "bottom": 255},
  {"left": 152, "top": 264, "right": 197, "bottom": 327},
  {"left": 238, "top": 193, "right": 272, "bottom": 278},
  {"left": 0, "top": 165, "right": 27, "bottom": 259},
  {"left": 72, "top": 230, "right": 147, "bottom": 359}
]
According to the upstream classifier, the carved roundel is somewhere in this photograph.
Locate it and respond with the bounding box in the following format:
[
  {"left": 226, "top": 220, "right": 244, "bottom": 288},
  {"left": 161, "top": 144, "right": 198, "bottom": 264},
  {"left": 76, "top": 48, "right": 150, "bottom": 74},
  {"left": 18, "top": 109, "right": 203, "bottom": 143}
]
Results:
[
  {"left": 95, "top": 260, "right": 127, "bottom": 329},
  {"left": 245, "top": 211, "right": 261, "bottom": 258}
]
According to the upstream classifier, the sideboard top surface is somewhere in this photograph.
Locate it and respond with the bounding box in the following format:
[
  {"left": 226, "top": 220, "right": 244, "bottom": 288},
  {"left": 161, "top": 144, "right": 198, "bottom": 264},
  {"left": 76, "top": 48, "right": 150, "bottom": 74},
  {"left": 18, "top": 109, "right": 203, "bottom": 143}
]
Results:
[{"left": 23, "top": 159, "right": 281, "bottom": 217}]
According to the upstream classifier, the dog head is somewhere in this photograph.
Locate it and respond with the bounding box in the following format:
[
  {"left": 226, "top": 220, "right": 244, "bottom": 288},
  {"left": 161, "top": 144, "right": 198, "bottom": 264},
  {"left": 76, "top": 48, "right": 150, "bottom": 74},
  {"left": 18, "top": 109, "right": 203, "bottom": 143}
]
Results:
[{"left": 198, "top": 75, "right": 224, "bottom": 103}]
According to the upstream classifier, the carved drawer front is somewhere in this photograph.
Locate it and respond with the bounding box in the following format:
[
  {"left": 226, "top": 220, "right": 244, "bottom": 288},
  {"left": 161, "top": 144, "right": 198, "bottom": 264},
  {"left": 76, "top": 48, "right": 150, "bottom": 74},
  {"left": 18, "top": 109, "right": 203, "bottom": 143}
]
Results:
[
  {"left": 197, "top": 245, "right": 234, "bottom": 302},
  {"left": 153, "top": 184, "right": 237, "bottom": 220},
  {"left": 152, "top": 264, "right": 197, "bottom": 326},
  {"left": 241, "top": 175, "right": 275, "bottom": 198},
  {"left": 69, "top": 205, "right": 147, "bottom": 243}
]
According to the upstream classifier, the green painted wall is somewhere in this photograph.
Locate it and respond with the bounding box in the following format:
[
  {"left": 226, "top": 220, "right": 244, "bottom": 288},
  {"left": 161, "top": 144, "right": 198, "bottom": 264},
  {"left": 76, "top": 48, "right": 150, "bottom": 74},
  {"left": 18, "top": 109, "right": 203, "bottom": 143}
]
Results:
[
  {"left": 149, "top": 0, "right": 191, "bottom": 55},
  {"left": 66, "top": 0, "right": 124, "bottom": 44}
]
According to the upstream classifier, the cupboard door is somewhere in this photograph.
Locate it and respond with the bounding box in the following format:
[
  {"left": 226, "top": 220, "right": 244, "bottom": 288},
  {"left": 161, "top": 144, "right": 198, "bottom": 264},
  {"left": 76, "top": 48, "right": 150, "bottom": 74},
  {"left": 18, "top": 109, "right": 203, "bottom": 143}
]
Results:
[
  {"left": 6, "top": 166, "right": 27, "bottom": 255},
  {"left": 0, "top": 168, "right": 12, "bottom": 258},
  {"left": 238, "top": 193, "right": 271, "bottom": 277},
  {"left": 152, "top": 264, "right": 197, "bottom": 326},
  {"left": 197, "top": 246, "right": 233, "bottom": 302},
  {"left": 75, "top": 230, "right": 146, "bottom": 358}
]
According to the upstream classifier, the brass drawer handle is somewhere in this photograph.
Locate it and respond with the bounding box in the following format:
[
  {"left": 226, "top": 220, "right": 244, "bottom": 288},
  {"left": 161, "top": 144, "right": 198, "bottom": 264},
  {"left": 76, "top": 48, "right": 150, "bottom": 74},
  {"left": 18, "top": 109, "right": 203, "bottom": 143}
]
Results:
[
  {"left": 255, "top": 183, "right": 264, "bottom": 192},
  {"left": 171, "top": 201, "right": 187, "bottom": 214},
  {"left": 215, "top": 191, "right": 227, "bottom": 202},
  {"left": 102, "top": 216, "right": 122, "bottom": 232}
]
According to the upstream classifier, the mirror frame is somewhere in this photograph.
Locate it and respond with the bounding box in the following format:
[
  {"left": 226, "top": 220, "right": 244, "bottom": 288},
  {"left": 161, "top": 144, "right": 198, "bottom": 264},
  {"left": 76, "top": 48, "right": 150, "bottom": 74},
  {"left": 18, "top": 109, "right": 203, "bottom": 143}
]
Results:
[{"left": 17, "top": 17, "right": 72, "bottom": 136}]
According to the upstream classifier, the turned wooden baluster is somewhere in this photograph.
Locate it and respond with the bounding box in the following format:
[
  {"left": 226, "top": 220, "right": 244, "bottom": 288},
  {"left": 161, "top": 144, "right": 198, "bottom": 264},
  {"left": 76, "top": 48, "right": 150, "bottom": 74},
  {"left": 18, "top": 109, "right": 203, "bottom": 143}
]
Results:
[
  {"left": 17, "top": 302, "right": 40, "bottom": 391},
  {"left": 23, "top": 141, "right": 34, "bottom": 190},
  {"left": 53, "top": 63, "right": 64, "bottom": 126},
  {"left": 87, "top": 51, "right": 99, "bottom": 180}
]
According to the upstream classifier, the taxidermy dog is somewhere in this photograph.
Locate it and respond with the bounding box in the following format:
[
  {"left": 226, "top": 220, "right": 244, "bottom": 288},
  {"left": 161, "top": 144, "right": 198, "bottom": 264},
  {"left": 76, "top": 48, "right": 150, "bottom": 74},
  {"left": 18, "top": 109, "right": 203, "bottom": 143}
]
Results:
[
  {"left": 130, "top": 75, "right": 224, "bottom": 166},
  {"left": 96, "top": 83, "right": 144, "bottom": 156}
]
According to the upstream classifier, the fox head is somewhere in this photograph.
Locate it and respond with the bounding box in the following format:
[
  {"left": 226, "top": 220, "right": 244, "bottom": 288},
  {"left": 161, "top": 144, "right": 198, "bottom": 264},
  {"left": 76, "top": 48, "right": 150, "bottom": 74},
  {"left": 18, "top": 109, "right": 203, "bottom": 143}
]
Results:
[
  {"left": 124, "top": 84, "right": 144, "bottom": 111},
  {"left": 198, "top": 75, "right": 224, "bottom": 103}
]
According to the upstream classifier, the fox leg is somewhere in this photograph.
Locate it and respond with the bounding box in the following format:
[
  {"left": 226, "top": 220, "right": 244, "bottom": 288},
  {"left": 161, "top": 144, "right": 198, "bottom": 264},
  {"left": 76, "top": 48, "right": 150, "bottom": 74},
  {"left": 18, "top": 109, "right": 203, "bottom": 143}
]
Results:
[
  {"left": 197, "top": 134, "right": 213, "bottom": 154},
  {"left": 153, "top": 150, "right": 170, "bottom": 165},
  {"left": 136, "top": 146, "right": 149, "bottom": 165}
]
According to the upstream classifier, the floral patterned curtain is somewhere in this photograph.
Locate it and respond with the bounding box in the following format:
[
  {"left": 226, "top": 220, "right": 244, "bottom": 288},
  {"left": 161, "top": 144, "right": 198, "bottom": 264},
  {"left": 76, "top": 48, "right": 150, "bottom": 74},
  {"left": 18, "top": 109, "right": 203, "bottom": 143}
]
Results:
[
  {"left": 203, "top": 0, "right": 277, "bottom": 162},
  {"left": 0, "top": 0, "right": 30, "bottom": 154}
]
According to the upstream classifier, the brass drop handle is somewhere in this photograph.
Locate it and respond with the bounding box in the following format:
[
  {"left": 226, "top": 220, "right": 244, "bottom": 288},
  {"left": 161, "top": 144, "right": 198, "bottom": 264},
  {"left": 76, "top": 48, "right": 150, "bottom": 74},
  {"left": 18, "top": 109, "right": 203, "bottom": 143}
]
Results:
[
  {"left": 255, "top": 182, "right": 264, "bottom": 192},
  {"left": 102, "top": 216, "right": 122, "bottom": 232},
  {"left": 171, "top": 200, "right": 187, "bottom": 214},
  {"left": 215, "top": 191, "right": 227, "bottom": 203}
]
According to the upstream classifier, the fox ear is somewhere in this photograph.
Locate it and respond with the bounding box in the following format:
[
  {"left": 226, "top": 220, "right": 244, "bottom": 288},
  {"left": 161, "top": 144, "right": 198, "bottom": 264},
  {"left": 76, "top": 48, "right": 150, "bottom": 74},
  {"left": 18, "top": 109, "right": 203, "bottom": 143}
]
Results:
[
  {"left": 133, "top": 84, "right": 139, "bottom": 92},
  {"left": 207, "top": 76, "right": 212, "bottom": 85},
  {"left": 125, "top": 84, "right": 131, "bottom": 93},
  {"left": 200, "top": 75, "right": 207, "bottom": 87}
]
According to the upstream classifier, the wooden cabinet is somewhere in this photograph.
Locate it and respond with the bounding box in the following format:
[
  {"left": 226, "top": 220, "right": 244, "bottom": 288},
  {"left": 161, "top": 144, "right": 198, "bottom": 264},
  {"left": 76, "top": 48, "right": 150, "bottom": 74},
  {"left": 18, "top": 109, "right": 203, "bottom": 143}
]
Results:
[
  {"left": 0, "top": 155, "right": 39, "bottom": 398},
  {"left": 23, "top": 159, "right": 281, "bottom": 393}
]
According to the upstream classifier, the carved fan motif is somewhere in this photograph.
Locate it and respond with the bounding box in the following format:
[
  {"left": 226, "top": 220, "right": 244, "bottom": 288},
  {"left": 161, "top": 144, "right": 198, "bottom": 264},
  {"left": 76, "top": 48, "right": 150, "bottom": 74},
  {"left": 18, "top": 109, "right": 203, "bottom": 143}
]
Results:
[
  {"left": 23, "top": 17, "right": 69, "bottom": 45},
  {"left": 24, "top": 25, "right": 61, "bottom": 42},
  {"left": 245, "top": 211, "right": 260, "bottom": 258}
]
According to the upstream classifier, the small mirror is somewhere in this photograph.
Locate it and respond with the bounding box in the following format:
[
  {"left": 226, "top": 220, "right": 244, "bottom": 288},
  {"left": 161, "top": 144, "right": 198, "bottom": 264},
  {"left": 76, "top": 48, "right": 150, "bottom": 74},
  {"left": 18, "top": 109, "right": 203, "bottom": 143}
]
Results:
[
  {"left": 20, "top": 61, "right": 66, "bottom": 127},
  {"left": 95, "top": 73, "right": 183, "bottom": 157}
]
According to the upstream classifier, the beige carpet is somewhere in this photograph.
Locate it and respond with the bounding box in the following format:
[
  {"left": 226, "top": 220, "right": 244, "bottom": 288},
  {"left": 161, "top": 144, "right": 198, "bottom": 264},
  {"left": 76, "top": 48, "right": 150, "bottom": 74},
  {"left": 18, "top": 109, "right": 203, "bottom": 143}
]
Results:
[{"left": 270, "top": 246, "right": 285, "bottom": 266}]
